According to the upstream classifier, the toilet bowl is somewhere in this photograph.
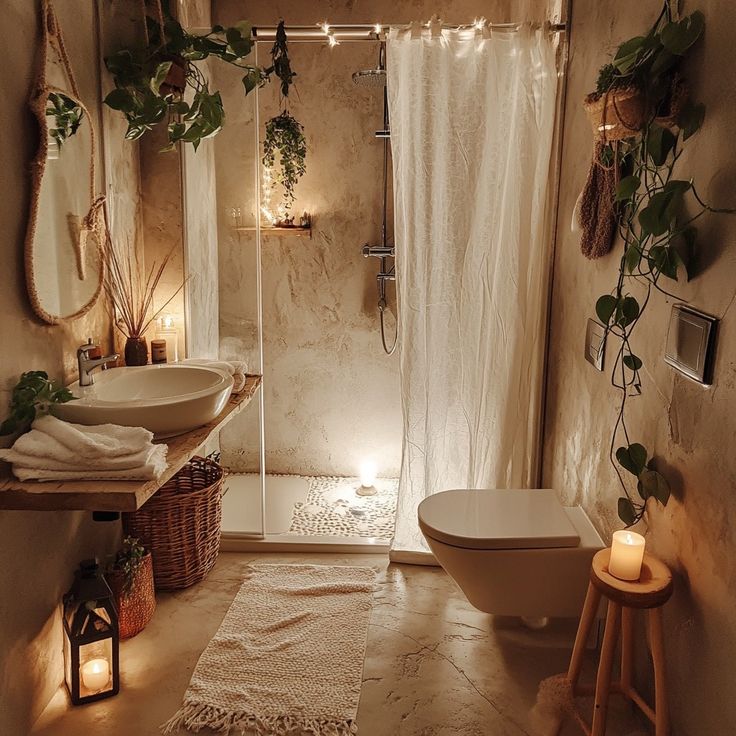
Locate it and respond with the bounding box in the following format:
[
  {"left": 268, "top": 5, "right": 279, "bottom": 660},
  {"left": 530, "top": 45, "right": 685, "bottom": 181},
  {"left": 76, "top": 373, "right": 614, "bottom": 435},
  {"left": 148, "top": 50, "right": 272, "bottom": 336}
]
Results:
[{"left": 418, "top": 489, "right": 604, "bottom": 619}]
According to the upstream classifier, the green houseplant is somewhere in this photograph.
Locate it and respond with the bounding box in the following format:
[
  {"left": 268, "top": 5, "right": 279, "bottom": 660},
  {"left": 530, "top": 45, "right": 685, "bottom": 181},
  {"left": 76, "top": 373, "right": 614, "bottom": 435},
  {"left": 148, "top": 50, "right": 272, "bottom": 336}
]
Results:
[
  {"left": 106, "top": 536, "right": 156, "bottom": 639},
  {"left": 103, "top": 14, "right": 297, "bottom": 151},
  {"left": 46, "top": 93, "right": 84, "bottom": 150},
  {"left": 587, "top": 2, "right": 734, "bottom": 525},
  {"left": 0, "top": 371, "right": 75, "bottom": 436}
]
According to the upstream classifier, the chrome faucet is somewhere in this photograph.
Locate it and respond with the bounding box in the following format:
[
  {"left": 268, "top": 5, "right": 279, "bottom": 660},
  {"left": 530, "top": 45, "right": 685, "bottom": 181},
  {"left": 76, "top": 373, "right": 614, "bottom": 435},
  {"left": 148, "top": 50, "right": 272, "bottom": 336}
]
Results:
[{"left": 77, "top": 338, "right": 119, "bottom": 387}]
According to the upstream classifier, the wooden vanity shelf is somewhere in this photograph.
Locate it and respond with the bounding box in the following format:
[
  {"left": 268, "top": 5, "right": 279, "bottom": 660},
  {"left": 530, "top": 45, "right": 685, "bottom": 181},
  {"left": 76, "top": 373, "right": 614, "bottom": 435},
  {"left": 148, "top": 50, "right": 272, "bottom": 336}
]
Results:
[
  {"left": 0, "top": 375, "right": 262, "bottom": 513},
  {"left": 235, "top": 225, "right": 312, "bottom": 238}
]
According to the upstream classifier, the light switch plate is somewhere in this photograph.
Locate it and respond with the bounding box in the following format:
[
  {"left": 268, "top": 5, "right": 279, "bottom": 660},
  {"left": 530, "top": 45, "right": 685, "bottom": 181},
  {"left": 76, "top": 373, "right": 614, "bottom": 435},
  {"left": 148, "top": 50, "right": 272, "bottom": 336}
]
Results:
[
  {"left": 664, "top": 304, "right": 717, "bottom": 386},
  {"left": 585, "top": 318, "right": 606, "bottom": 371}
]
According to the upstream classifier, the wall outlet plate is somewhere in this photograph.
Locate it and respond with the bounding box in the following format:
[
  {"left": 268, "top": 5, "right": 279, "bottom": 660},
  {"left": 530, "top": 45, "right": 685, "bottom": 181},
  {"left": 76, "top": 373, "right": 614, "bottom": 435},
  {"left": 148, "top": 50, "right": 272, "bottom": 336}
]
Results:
[
  {"left": 664, "top": 304, "right": 718, "bottom": 386},
  {"left": 585, "top": 318, "right": 606, "bottom": 371}
]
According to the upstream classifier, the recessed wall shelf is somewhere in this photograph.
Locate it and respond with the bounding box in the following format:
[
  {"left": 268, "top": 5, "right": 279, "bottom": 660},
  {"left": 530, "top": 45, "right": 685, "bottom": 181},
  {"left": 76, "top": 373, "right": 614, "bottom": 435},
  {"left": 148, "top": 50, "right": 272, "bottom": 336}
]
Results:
[
  {"left": 236, "top": 226, "right": 312, "bottom": 238},
  {"left": 0, "top": 375, "right": 262, "bottom": 512}
]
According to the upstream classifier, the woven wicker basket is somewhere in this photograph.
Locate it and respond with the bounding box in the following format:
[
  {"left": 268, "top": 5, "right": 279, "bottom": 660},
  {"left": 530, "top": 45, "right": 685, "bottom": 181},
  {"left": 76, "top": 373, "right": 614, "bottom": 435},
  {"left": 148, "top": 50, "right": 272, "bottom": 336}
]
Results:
[
  {"left": 108, "top": 553, "right": 156, "bottom": 639},
  {"left": 124, "top": 456, "right": 224, "bottom": 591},
  {"left": 584, "top": 87, "right": 648, "bottom": 141}
]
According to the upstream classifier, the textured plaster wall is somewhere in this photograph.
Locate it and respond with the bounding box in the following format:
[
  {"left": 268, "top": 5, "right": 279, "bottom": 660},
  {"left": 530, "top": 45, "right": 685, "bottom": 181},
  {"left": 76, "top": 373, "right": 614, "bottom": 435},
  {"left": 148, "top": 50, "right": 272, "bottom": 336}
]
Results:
[
  {"left": 0, "top": 2, "right": 142, "bottom": 732},
  {"left": 543, "top": 1, "right": 736, "bottom": 732},
  {"left": 213, "top": 0, "right": 551, "bottom": 477}
]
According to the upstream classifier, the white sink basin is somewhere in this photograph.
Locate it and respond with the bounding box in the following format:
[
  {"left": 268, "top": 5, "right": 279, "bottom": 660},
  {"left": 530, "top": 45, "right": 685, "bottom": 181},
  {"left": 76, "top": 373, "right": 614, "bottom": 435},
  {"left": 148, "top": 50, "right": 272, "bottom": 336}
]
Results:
[{"left": 54, "top": 365, "right": 234, "bottom": 438}]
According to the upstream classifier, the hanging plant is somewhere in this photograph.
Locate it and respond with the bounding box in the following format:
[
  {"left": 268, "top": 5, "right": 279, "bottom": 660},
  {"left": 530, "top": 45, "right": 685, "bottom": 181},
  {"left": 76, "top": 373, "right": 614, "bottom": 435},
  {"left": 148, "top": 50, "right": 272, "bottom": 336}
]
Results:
[
  {"left": 585, "top": 2, "right": 735, "bottom": 526},
  {"left": 262, "top": 22, "right": 306, "bottom": 217},
  {"left": 263, "top": 111, "right": 306, "bottom": 214},
  {"left": 103, "top": 9, "right": 296, "bottom": 151}
]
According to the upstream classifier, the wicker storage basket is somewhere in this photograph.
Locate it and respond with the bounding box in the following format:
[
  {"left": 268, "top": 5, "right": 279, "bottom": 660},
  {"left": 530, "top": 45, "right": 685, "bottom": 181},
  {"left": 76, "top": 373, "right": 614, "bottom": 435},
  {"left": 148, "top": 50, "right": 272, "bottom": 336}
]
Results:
[
  {"left": 124, "top": 456, "right": 223, "bottom": 591},
  {"left": 584, "top": 87, "right": 648, "bottom": 141},
  {"left": 108, "top": 553, "right": 156, "bottom": 639}
]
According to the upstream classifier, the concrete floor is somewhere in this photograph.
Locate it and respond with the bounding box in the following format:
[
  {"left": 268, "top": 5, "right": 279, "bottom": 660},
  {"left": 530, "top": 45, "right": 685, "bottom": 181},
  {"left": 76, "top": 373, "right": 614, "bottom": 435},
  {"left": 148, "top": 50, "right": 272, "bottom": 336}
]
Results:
[{"left": 32, "top": 552, "right": 642, "bottom": 736}]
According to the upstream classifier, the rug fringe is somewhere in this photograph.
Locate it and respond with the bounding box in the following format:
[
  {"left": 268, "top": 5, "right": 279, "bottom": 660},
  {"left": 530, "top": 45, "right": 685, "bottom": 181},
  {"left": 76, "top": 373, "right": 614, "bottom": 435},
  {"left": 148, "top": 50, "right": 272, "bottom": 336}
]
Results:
[{"left": 161, "top": 702, "right": 359, "bottom": 735}]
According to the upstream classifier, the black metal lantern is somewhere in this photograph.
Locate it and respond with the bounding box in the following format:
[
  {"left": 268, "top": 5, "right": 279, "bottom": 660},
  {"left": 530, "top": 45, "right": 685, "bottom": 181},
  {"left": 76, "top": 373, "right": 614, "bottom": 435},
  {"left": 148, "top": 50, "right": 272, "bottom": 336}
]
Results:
[{"left": 62, "top": 558, "right": 120, "bottom": 705}]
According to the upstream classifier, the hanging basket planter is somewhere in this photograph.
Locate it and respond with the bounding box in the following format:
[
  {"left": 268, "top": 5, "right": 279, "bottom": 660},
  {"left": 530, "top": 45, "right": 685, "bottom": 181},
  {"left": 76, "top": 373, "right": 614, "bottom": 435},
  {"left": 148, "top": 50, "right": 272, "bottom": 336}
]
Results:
[
  {"left": 583, "top": 87, "right": 648, "bottom": 141},
  {"left": 654, "top": 73, "right": 688, "bottom": 129},
  {"left": 108, "top": 552, "right": 156, "bottom": 639}
]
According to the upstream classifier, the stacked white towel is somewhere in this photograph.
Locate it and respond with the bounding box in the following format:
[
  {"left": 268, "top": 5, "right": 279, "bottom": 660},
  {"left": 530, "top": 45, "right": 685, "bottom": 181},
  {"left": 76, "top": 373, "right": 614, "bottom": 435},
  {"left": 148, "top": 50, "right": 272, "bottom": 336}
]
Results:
[
  {"left": 0, "top": 414, "right": 168, "bottom": 482},
  {"left": 182, "top": 358, "right": 248, "bottom": 394}
]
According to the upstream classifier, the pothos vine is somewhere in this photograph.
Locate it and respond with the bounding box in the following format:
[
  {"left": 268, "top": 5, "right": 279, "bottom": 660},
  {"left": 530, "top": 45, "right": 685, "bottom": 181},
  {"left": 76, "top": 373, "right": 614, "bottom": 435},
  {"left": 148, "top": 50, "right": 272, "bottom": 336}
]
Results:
[{"left": 588, "top": 2, "right": 735, "bottom": 525}]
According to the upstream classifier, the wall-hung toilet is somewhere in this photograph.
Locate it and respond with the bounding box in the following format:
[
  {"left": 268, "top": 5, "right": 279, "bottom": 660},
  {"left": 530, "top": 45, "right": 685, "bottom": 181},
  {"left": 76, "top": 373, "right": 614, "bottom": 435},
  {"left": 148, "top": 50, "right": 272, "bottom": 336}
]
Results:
[{"left": 418, "top": 489, "right": 604, "bottom": 619}]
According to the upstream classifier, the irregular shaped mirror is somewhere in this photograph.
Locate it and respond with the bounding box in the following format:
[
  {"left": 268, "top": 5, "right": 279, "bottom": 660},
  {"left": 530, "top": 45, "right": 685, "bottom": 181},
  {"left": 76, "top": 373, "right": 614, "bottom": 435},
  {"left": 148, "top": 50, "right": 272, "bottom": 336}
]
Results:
[{"left": 25, "top": 0, "right": 104, "bottom": 324}]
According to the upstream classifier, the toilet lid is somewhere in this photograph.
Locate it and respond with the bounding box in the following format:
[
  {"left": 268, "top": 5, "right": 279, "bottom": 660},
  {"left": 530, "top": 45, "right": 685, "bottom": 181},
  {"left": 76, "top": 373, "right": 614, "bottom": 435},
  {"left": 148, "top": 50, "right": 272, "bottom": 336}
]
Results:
[{"left": 417, "top": 489, "right": 580, "bottom": 550}]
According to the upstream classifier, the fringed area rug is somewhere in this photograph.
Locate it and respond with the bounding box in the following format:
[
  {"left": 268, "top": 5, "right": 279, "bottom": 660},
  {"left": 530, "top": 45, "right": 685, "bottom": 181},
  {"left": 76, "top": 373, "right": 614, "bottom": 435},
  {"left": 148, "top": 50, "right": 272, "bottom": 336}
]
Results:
[
  {"left": 289, "top": 477, "right": 398, "bottom": 539},
  {"left": 163, "top": 564, "right": 376, "bottom": 735}
]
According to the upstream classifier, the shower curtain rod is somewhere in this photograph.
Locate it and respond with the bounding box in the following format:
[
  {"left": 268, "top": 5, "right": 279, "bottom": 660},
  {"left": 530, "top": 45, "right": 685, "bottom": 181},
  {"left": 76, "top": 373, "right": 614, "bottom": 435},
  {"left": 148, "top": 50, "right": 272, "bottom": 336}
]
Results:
[{"left": 251, "top": 21, "right": 566, "bottom": 42}]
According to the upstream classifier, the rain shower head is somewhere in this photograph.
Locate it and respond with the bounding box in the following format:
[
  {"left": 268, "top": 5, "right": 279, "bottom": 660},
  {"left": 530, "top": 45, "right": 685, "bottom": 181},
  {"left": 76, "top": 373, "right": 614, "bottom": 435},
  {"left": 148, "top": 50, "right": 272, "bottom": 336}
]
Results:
[
  {"left": 352, "top": 68, "right": 386, "bottom": 87},
  {"left": 352, "top": 41, "right": 387, "bottom": 87}
]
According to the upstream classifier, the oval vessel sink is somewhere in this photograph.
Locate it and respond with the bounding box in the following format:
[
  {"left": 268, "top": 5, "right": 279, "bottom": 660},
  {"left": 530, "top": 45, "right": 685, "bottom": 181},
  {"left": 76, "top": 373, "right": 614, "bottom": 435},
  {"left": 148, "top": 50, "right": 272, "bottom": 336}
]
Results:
[{"left": 54, "top": 365, "right": 234, "bottom": 438}]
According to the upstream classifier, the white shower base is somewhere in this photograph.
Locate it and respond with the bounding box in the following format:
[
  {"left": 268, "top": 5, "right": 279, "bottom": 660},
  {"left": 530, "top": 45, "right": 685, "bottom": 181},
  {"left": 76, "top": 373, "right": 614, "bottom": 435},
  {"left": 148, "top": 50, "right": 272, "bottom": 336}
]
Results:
[{"left": 221, "top": 473, "right": 398, "bottom": 542}]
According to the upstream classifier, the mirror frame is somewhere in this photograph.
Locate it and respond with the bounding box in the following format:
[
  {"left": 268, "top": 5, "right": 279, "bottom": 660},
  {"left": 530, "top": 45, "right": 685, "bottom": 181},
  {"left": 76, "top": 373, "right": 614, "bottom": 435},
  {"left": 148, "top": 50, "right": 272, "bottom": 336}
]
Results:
[{"left": 25, "top": 1, "right": 106, "bottom": 326}]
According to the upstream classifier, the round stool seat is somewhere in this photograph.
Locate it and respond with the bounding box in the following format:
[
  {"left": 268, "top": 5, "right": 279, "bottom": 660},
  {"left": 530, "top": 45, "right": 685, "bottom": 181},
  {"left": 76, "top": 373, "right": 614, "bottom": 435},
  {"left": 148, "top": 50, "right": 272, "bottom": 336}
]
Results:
[{"left": 590, "top": 548, "right": 673, "bottom": 609}]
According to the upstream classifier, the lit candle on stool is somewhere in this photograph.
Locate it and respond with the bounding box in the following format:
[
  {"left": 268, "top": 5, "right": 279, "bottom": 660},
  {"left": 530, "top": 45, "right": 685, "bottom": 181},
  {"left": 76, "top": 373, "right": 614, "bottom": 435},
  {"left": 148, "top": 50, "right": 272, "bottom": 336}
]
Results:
[
  {"left": 609, "top": 530, "right": 646, "bottom": 581},
  {"left": 81, "top": 658, "right": 110, "bottom": 692}
]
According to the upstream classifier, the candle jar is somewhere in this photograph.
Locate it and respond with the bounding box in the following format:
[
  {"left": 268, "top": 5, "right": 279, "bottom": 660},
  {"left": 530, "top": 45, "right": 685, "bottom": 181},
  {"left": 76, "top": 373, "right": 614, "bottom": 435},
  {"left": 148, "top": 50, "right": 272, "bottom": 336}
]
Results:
[
  {"left": 609, "top": 530, "right": 646, "bottom": 581},
  {"left": 155, "top": 315, "right": 179, "bottom": 362}
]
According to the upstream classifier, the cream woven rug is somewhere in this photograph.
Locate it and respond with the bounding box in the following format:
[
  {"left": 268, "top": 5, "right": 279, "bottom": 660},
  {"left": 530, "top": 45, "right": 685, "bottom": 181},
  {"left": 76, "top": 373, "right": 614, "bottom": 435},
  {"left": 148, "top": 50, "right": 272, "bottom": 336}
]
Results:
[{"left": 163, "top": 564, "right": 376, "bottom": 735}]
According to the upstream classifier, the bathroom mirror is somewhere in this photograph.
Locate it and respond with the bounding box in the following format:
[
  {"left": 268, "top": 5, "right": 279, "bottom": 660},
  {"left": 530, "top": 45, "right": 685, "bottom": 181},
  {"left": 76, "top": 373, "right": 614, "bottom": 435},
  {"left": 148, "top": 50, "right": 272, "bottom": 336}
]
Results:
[{"left": 25, "top": 0, "right": 105, "bottom": 324}]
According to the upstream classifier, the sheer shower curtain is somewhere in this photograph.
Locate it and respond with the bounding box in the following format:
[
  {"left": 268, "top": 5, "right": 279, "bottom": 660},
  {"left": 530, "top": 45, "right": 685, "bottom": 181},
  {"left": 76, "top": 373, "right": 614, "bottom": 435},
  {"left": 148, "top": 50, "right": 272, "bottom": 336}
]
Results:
[{"left": 387, "top": 23, "right": 558, "bottom": 559}]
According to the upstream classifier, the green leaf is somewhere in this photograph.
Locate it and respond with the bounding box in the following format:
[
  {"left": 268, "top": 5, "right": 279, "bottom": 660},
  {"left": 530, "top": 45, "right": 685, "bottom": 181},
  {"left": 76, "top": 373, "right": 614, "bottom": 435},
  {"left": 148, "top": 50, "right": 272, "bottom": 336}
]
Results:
[
  {"left": 648, "top": 245, "right": 684, "bottom": 281},
  {"left": 150, "top": 61, "right": 172, "bottom": 95},
  {"left": 242, "top": 67, "right": 261, "bottom": 95},
  {"left": 660, "top": 11, "right": 705, "bottom": 55},
  {"left": 639, "top": 180, "right": 691, "bottom": 236},
  {"left": 638, "top": 469, "right": 671, "bottom": 505},
  {"left": 612, "top": 36, "right": 646, "bottom": 73},
  {"left": 618, "top": 497, "right": 637, "bottom": 526},
  {"left": 624, "top": 245, "right": 641, "bottom": 274},
  {"left": 616, "top": 175, "right": 641, "bottom": 203},
  {"left": 596, "top": 295, "right": 618, "bottom": 325},
  {"left": 0, "top": 417, "right": 18, "bottom": 436},
  {"left": 617, "top": 296, "right": 640, "bottom": 327},
  {"left": 677, "top": 101, "right": 705, "bottom": 140},
  {"left": 646, "top": 124, "right": 677, "bottom": 167},
  {"left": 623, "top": 354, "right": 643, "bottom": 371},
  {"left": 616, "top": 443, "right": 648, "bottom": 476}
]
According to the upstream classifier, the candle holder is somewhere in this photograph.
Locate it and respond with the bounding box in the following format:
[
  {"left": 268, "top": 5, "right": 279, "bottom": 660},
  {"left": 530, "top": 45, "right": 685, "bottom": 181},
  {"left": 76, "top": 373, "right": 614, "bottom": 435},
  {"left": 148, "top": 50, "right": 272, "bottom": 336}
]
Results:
[{"left": 62, "top": 559, "right": 120, "bottom": 705}]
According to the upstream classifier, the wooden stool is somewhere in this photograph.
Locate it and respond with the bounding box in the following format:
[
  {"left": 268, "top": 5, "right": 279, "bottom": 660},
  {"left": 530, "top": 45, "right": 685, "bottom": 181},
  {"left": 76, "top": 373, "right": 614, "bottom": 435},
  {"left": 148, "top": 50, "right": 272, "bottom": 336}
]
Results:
[{"left": 566, "top": 548, "right": 673, "bottom": 736}]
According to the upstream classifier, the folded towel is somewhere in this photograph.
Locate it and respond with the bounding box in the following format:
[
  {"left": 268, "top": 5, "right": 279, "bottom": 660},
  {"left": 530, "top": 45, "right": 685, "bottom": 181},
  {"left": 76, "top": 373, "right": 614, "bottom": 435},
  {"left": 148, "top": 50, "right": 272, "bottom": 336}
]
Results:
[
  {"left": 11, "top": 445, "right": 168, "bottom": 482},
  {"left": 0, "top": 415, "right": 168, "bottom": 482},
  {"left": 182, "top": 357, "right": 249, "bottom": 393},
  {"left": 32, "top": 414, "right": 153, "bottom": 459},
  {"left": 0, "top": 444, "right": 162, "bottom": 472}
]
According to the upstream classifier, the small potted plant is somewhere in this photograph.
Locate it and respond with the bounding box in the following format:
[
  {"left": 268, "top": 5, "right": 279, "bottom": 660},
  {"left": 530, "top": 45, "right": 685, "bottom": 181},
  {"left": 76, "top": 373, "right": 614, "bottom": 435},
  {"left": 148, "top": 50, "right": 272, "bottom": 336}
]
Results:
[
  {"left": 106, "top": 536, "right": 156, "bottom": 639},
  {"left": 583, "top": 6, "right": 703, "bottom": 141}
]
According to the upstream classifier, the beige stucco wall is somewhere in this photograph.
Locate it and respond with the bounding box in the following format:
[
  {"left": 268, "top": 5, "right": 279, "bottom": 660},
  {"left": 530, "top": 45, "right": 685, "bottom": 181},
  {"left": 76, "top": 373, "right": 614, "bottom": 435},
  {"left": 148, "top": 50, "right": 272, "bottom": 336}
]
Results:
[
  {"left": 213, "top": 0, "right": 552, "bottom": 477},
  {"left": 0, "top": 2, "right": 142, "bottom": 732},
  {"left": 543, "top": 1, "right": 736, "bottom": 732}
]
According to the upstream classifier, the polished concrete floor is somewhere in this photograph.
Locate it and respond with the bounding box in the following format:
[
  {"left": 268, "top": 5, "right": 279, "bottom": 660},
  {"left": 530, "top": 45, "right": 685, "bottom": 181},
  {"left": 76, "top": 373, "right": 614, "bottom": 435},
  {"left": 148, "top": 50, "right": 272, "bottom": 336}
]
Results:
[{"left": 32, "top": 552, "right": 642, "bottom": 736}]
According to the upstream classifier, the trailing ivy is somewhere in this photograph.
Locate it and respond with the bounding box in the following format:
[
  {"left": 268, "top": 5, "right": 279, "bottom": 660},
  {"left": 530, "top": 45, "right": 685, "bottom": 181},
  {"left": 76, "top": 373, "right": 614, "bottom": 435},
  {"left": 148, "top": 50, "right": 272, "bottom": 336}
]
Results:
[
  {"left": 0, "top": 371, "right": 75, "bottom": 436},
  {"left": 262, "top": 111, "right": 306, "bottom": 213},
  {"left": 589, "top": 2, "right": 734, "bottom": 526},
  {"left": 46, "top": 92, "right": 84, "bottom": 150}
]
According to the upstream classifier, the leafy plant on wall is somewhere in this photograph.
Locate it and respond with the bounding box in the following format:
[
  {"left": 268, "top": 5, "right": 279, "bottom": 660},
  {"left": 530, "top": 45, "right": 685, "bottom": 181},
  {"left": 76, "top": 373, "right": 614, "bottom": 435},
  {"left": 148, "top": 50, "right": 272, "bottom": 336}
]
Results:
[
  {"left": 103, "top": 8, "right": 295, "bottom": 151},
  {"left": 261, "top": 23, "right": 306, "bottom": 219},
  {"left": 584, "top": 2, "right": 734, "bottom": 526}
]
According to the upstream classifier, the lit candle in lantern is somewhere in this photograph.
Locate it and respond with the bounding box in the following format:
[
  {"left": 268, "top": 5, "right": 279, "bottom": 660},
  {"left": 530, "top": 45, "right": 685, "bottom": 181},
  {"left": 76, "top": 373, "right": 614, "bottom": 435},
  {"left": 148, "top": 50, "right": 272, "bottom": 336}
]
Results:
[
  {"left": 609, "top": 530, "right": 646, "bottom": 581},
  {"left": 81, "top": 658, "right": 110, "bottom": 692}
]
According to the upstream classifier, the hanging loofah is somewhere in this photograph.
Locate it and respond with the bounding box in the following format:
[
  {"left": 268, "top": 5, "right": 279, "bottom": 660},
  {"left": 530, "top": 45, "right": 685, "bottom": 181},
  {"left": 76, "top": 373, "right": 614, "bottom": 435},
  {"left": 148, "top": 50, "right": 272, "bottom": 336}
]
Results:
[{"left": 578, "top": 141, "right": 620, "bottom": 260}]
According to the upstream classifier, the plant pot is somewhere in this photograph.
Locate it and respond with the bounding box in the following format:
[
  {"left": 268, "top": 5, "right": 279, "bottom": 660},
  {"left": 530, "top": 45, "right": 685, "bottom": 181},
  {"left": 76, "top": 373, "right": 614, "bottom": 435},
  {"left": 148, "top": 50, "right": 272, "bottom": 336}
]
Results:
[
  {"left": 124, "top": 336, "right": 148, "bottom": 366},
  {"left": 584, "top": 87, "right": 648, "bottom": 142},
  {"left": 160, "top": 55, "right": 187, "bottom": 96},
  {"left": 108, "top": 553, "right": 156, "bottom": 639}
]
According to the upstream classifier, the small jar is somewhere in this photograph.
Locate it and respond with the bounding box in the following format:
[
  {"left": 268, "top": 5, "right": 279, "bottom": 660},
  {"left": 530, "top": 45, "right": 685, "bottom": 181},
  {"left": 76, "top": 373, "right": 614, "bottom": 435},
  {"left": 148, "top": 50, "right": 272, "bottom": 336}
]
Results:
[{"left": 151, "top": 339, "right": 167, "bottom": 364}]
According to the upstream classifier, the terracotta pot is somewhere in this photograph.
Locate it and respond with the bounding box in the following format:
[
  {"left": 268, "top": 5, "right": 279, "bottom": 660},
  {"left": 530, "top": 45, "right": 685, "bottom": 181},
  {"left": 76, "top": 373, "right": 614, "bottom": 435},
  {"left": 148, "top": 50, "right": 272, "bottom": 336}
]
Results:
[
  {"left": 584, "top": 87, "right": 648, "bottom": 141},
  {"left": 108, "top": 553, "right": 156, "bottom": 639},
  {"left": 124, "top": 336, "right": 148, "bottom": 366}
]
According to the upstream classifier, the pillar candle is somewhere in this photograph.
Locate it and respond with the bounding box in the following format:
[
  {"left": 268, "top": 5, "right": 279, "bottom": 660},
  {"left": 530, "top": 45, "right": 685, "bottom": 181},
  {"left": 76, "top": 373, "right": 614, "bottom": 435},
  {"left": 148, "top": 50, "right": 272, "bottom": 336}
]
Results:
[{"left": 609, "top": 530, "right": 646, "bottom": 581}]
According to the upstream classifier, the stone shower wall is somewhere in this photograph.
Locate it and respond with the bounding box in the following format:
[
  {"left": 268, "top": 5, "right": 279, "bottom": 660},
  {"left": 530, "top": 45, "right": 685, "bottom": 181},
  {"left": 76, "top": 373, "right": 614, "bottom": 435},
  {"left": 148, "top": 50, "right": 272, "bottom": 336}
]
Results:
[
  {"left": 543, "top": 1, "right": 736, "bottom": 732},
  {"left": 212, "top": 0, "right": 552, "bottom": 477}
]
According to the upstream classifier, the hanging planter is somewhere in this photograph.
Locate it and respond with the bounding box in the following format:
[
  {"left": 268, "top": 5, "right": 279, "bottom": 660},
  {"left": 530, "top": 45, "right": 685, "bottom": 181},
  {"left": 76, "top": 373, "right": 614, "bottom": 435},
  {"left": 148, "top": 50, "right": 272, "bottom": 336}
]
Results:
[{"left": 583, "top": 86, "right": 648, "bottom": 142}]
